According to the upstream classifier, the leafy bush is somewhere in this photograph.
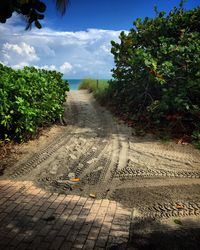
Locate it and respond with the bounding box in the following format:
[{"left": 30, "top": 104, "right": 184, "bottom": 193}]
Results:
[
  {"left": 109, "top": 4, "right": 200, "bottom": 140},
  {"left": 0, "top": 64, "right": 69, "bottom": 141}
]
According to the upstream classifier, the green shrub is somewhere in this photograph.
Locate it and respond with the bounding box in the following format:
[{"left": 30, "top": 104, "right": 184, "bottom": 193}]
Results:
[
  {"left": 0, "top": 64, "right": 69, "bottom": 141},
  {"left": 109, "top": 4, "right": 200, "bottom": 137},
  {"left": 192, "top": 131, "right": 200, "bottom": 149}
]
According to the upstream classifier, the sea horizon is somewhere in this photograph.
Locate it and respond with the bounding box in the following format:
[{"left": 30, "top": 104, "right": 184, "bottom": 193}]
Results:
[
  {"left": 67, "top": 79, "right": 82, "bottom": 90},
  {"left": 66, "top": 79, "right": 110, "bottom": 90}
]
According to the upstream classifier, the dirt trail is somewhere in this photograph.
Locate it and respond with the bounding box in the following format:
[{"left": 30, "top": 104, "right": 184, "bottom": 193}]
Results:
[{"left": 2, "top": 90, "right": 200, "bottom": 220}]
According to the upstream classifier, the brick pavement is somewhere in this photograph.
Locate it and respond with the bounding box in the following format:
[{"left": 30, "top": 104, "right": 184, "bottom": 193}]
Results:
[{"left": 0, "top": 180, "right": 132, "bottom": 249}]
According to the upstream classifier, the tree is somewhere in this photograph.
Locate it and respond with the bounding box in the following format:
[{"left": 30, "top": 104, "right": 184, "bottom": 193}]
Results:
[
  {"left": 0, "top": 0, "right": 69, "bottom": 29},
  {"left": 109, "top": 5, "right": 200, "bottom": 139}
]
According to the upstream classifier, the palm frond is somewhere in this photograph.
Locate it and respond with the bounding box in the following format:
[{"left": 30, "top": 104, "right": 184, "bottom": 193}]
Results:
[{"left": 54, "top": 0, "right": 69, "bottom": 16}]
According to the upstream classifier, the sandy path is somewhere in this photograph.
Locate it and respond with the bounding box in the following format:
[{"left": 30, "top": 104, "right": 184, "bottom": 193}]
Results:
[{"left": 2, "top": 90, "right": 200, "bottom": 220}]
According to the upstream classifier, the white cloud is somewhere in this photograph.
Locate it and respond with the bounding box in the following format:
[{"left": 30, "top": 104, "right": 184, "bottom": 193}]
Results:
[
  {"left": 1, "top": 42, "right": 39, "bottom": 67},
  {"left": 40, "top": 65, "right": 57, "bottom": 71},
  {"left": 100, "top": 44, "right": 111, "bottom": 54},
  {"left": 60, "top": 62, "right": 73, "bottom": 74},
  {"left": 2, "top": 42, "right": 38, "bottom": 59},
  {"left": 33, "top": 62, "right": 73, "bottom": 74},
  {"left": 0, "top": 17, "right": 125, "bottom": 78},
  {"left": 12, "top": 62, "right": 30, "bottom": 69}
]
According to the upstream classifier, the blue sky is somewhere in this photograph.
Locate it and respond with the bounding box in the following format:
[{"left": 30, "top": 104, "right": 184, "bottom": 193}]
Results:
[
  {"left": 0, "top": 0, "right": 199, "bottom": 79},
  {"left": 43, "top": 0, "right": 199, "bottom": 31}
]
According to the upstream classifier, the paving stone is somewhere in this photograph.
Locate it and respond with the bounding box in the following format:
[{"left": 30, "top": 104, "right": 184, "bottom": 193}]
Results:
[
  {"left": 49, "top": 236, "right": 65, "bottom": 250},
  {"left": 95, "top": 233, "right": 108, "bottom": 248},
  {"left": 79, "top": 208, "right": 90, "bottom": 216},
  {"left": 72, "top": 235, "right": 87, "bottom": 248},
  {"left": 67, "top": 201, "right": 77, "bottom": 210},
  {"left": 44, "top": 229, "right": 58, "bottom": 242},
  {"left": 107, "top": 235, "right": 128, "bottom": 248},
  {"left": 36, "top": 242, "right": 51, "bottom": 250},
  {"left": 101, "top": 199, "right": 110, "bottom": 207},
  {"left": 58, "top": 224, "right": 72, "bottom": 237},
  {"left": 104, "top": 214, "right": 114, "bottom": 223},
  {"left": 100, "top": 222, "right": 112, "bottom": 234},
  {"left": 60, "top": 242, "right": 73, "bottom": 250},
  {"left": 78, "top": 197, "right": 87, "bottom": 206},
  {"left": 16, "top": 242, "right": 29, "bottom": 249},
  {"left": 109, "top": 230, "right": 129, "bottom": 238},
  {"left": 66, "top": 229, "right": 79, "bottom": 242},
  {"left": 0, "top": 180, "right": 133, "bottom": 250},
  {"left": 55, "top": 204, "right": 66, "bottom": 214},
  {"left": 53, "top": 219, "right": 66, "bottom": 230},
  {"left": 29, "top": 236, "right": 43, "bottom": 249},
  {"left": 111, "top": 224, "right": 130, "bottom": 232},
  {"left": 79, "top": 223, "right": 93, "bottom": 235},
  {"left": 88, "top": 227, "right": 101, "bottom": 240},
  {"left": 39, "top": 202, "right": 52, "bottom": 212},
  {"left": 39, "top": 225, "right": 52, "bottom": 236},
  {"left": 27, "top": 205, "right": 40, "bottom": 216},
  {"left": 0, "top": 236, "right": 10, "bottom": 247},
  {"left": 92, "top": 216, "right": 104, "bottom": 227},
  {"left": 71, "top": 205, "right": 83, "bottom": 215},
  {"left": 43, "top": 208, "right": 55, "bottom": 220},
  {"left": 83, "top": 239, "right": 96, "bottom": 250},
  {"left": 112, "top": 217, "right": 131, "bottom": 226}
]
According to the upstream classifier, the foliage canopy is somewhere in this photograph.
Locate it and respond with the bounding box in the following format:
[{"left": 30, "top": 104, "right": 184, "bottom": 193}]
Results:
[
  {"left": 0, "top": 0, "right": 69, "bottom": 29},
  {"left": 109, "top": 5, "right": 200, "bottom": 142}
]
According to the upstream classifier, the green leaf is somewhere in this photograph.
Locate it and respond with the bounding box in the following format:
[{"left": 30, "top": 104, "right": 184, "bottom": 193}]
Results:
[{"left": 174, "top": 219, "right": 183, "bottom": 225}]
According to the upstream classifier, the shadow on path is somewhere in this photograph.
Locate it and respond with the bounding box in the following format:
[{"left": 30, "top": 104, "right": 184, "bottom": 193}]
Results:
[{"left": 111, "top": 216, "right": 200, "bottom": 250}]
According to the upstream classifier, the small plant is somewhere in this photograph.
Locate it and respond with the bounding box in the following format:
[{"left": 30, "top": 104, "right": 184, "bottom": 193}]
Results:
[{"left": 192, "top": 131, "right": 200, "bottom": 149}]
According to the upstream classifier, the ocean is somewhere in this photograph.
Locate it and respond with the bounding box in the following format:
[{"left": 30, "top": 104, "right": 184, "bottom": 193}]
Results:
[{"left": 67, "top": 79, "right": 81, "bottom": 90}]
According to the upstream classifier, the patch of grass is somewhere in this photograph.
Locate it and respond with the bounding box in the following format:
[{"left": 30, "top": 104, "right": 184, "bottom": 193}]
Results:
[
  {"left": 78, "top": 78, "right": 109, "bottom": 100},
  {"left": 78, "top": 78, "right": 108, "bottom": 92},
  {"left": 78, "top": 78, "right": 96, "bottom": 92}
]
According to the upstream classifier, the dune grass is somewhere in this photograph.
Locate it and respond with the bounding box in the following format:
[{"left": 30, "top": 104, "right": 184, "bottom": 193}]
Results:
[
  {"left": 78, "top": 78, "right": 108, "bottom": 92},
  {"left": 78, "top": 78, "right": 109, "bottom": 100}
]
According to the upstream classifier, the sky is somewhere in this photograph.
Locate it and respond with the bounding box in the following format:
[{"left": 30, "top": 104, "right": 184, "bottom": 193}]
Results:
[{"left": 0, "top": 0, "right": 199, "bottom": 79}]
